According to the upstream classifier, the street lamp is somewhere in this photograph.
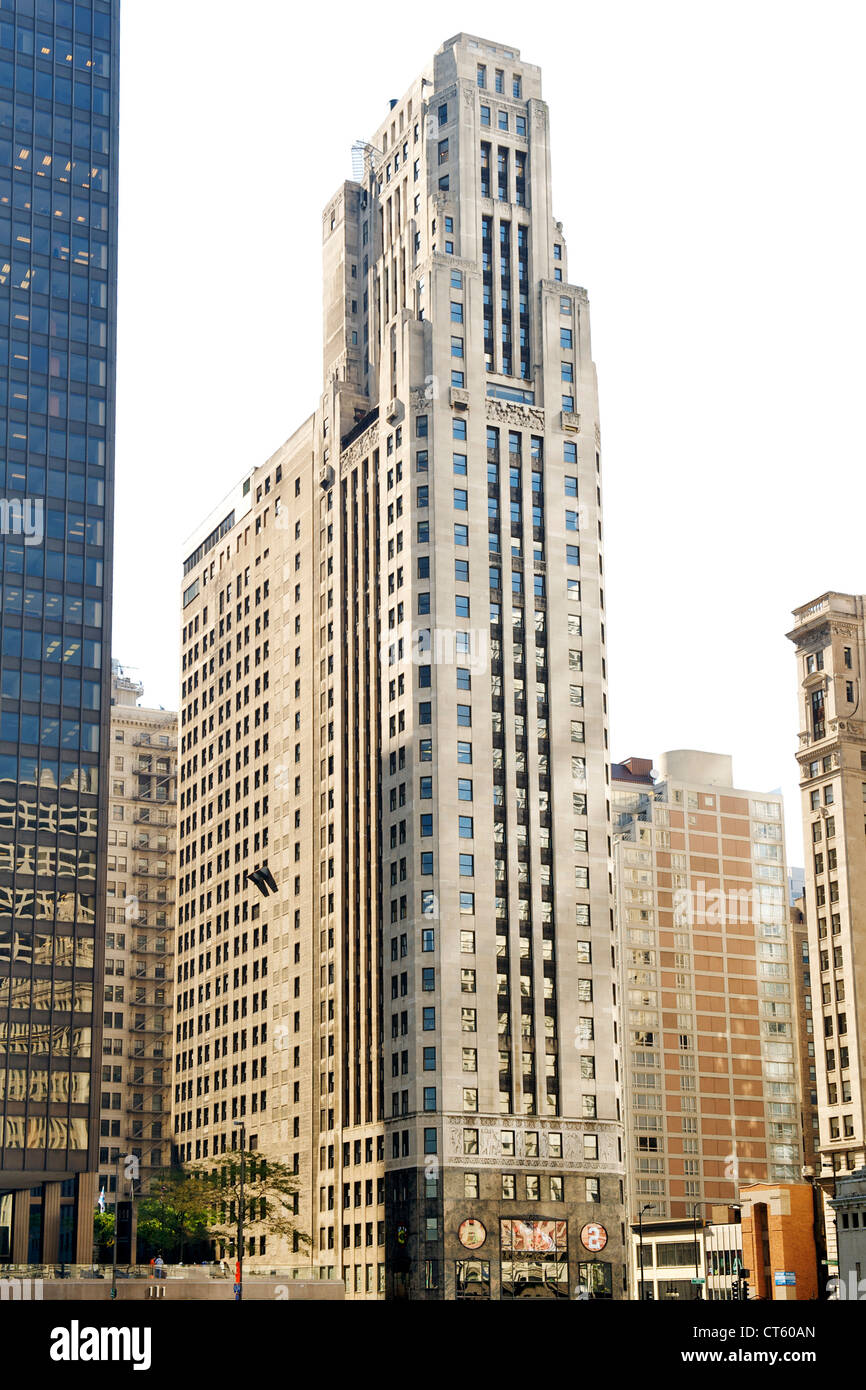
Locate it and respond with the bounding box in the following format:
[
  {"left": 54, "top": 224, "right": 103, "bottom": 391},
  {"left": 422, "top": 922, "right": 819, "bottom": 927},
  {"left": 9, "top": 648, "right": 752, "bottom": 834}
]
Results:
[
  {"left": 689, "top": 1202, "right": 711, "bottom": 1299},
  {"left": 110, "top": 1151, "right": 122, "bottom": 1301},
  {"left": 232, "top": 1120, "right": 246, "bottom": 1302},
  {"left": 638, "top": 1204, "right": 654, "bottom": 1302}
]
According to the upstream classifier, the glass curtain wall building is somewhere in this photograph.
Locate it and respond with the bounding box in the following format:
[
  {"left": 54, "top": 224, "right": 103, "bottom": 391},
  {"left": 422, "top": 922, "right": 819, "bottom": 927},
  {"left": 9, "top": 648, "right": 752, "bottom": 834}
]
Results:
[{"left": 0, "top": 0, "right": 117, "bottom": 1264}]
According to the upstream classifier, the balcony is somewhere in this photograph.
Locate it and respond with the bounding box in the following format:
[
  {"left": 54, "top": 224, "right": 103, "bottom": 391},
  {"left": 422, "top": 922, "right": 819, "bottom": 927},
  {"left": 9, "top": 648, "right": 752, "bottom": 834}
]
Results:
[
  {"left": 133, "top": 786, "right": 172, "bottom": 804},
  {"left": 133, "top": 807, "right": 176, "bottom": 826},
  {"left": 132, "top": 732, "right": 173, "bottom": 749}
]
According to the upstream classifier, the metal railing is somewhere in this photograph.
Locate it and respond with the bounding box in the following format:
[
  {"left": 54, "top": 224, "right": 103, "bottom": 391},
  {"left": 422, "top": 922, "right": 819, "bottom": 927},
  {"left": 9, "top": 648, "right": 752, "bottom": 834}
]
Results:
[{"left": 0, "top": 1262, "right": 334, "bottom": 1282}]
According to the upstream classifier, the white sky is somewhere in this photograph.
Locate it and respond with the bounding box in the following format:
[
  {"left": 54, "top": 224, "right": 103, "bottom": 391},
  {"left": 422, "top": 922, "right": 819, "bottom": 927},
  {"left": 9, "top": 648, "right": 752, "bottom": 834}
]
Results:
[{"left": 112, "top": 0, "right": 866, "bottom": 862}]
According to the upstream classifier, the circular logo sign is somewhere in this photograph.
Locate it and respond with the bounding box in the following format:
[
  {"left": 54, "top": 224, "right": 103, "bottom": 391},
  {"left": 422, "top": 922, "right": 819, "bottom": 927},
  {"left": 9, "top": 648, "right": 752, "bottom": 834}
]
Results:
[
  {"left": 580, "top": 1222, "right": 608, "bottom": 1253},
  {"left": 458, "top": 1219, "right": 487, "bottom": 1250},
  {"left": 396, "top": 1225, "right": 408, "bottom": 1246}
]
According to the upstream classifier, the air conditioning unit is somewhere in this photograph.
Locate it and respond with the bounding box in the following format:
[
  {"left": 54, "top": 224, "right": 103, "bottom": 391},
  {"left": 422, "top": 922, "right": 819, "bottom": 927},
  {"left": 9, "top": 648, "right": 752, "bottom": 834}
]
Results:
[
  {"left": 386, "top": 398, "right": 401, "bottom": 423},
  {"left": 319, "top": 464, "right": 335, "bottom": 490}
]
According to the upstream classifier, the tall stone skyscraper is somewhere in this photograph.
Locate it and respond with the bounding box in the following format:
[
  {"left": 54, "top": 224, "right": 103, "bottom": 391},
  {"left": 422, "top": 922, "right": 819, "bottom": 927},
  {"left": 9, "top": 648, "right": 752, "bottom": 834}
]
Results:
[
  {"left": 177, "top": 32, "right": 623, "bottom": 1299},
  {"left": 0, "top": 0, "right": 118, "bottom": 1263},
  {"left": 788, "top": 594, "right": 866, "bottom": 1185}
]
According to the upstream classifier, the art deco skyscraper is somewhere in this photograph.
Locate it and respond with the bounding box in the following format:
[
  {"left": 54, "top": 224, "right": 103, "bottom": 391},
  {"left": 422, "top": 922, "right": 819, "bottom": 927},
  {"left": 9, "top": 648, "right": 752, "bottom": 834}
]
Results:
[
  {"left": 0, "top": 0, "right": 118, "bottom": 1264},
  {"left": 788, "top": 593, "right": 866, "bottom": 1183},
  {"left": 177, "top": 32, "right": 622, "bottom": 1300}
]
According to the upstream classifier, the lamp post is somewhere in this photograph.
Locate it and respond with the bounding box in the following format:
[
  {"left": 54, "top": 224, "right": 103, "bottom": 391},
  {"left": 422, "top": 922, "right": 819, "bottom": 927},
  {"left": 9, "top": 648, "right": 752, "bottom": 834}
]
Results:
[
  {"left": 689, "top": 1202, "right": 710, "bottom": 1299},
  {"left": 638, "top": 1204, "right": 654, "bottom": 1302},
  {"left": 233, "top": 1120, "right": 246, "bottom": 1302},
  {"left": 110, "top": 1151, "right": 121, "bottom": 1300},
  {"left": 729, "top": 1203, "right": 742, "bottom": 1301}
]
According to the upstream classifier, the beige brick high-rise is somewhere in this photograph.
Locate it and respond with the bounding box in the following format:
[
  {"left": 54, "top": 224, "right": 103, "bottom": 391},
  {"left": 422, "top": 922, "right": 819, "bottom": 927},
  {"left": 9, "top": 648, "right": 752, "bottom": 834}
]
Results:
[
  {"left": 176, "top": 33, "right": 623, "bottom": 1300},
  {"left": 612, "top": 752, "right": 803, "bottom": 1246},
  {"left": 98, "top": 663, "right": 176, "bottom": 1201},
  {"left": 787, "top": 593, "right": 866, "bottom": 1183}
]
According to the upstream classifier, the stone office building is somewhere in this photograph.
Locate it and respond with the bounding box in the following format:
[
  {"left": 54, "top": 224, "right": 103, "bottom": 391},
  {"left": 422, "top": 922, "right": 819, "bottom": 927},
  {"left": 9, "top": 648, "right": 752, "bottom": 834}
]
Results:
[{"left": 176, "top": 32, "right": 623, "bottom": 1299}]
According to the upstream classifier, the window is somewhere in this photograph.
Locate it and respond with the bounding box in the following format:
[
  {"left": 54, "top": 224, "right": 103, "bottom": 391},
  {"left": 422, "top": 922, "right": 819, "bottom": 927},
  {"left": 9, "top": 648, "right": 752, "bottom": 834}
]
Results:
[
  {"left": 455, "top": 524, "right": 469, "bottom": 546},
  {"left": 451, "top": 336, "right": 464, "bottom": 358},
  {"left": 459, "top": 816, "right": 474, "bottom": 838},
  {"left": 480, "top": 104, "right": 491, "bottom": 126},
  {"left": 458, "top": 778, "right": 473, "bottom": 801},
  {"left": 454, "top": 489, "right": 468, "bottom": 511},
  {"left": 455, "top": 559, "right": 469, "bottom": 582},
  {"left": 459, "top": 854, "right": 475, "bottom": 877},
  {"left": 560, "top": 328, "right": 573, "bottom": 349},
  {"left": 457, "top": 742, "right": 472, "bottom": 763},
  {"left": 457, "top": 705, "right": 472, "bottom": 727},
  {"left": 451, "top": 301, "right": 463, "bottom": 322}
]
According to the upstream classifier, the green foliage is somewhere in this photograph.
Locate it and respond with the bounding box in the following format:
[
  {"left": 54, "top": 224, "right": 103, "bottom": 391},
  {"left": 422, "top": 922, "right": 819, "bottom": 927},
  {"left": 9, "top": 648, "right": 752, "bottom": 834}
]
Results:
[
  {"left": 93, "top": 1210, "right": 114, "bottom": 1257},
  {"left": 135, "top": 1167, "right": 211, "bottom": 1263},
  {"left": 193, "top": 1151, "right": 311, "bottom": 1254},
  {"left": 132, "top": 1154, "right": 311, "bottom": 1262}
]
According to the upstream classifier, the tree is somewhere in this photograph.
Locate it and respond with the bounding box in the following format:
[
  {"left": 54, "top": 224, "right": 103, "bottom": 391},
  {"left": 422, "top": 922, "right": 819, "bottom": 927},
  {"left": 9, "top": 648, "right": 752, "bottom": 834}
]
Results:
[
  {"left": 194, "top": 1151, "right": 311, "bottom": 1259},
  {"left": 136, "top": 1167, "right": 211, "bottom": 1263},
  {"left": 93, "top": 1210, "right": 114, "bottom": 1260}
]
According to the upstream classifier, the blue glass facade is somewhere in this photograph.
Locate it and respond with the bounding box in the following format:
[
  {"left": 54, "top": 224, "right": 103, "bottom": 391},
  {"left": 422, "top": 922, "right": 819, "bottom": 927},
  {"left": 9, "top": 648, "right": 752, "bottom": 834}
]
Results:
[{"left": 0, "top": 0, "right": 117, "bottom": 1216}]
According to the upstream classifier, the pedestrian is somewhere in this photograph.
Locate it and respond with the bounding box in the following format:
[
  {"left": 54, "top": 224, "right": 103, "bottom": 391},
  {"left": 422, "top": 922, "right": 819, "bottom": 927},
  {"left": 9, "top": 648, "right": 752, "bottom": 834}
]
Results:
[{"left": 155, "top": 1253, "right": 165, "bottom": 1281}]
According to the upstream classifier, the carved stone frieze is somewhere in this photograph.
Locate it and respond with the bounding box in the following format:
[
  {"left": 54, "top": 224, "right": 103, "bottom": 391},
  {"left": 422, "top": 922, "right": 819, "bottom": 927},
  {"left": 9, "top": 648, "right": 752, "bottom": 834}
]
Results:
[
  {"left": 484, "top": 399, "right": 545, "bottom": 430},
  {"left": 340, "top": 422, "right": 380, "bottom": 476}
]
